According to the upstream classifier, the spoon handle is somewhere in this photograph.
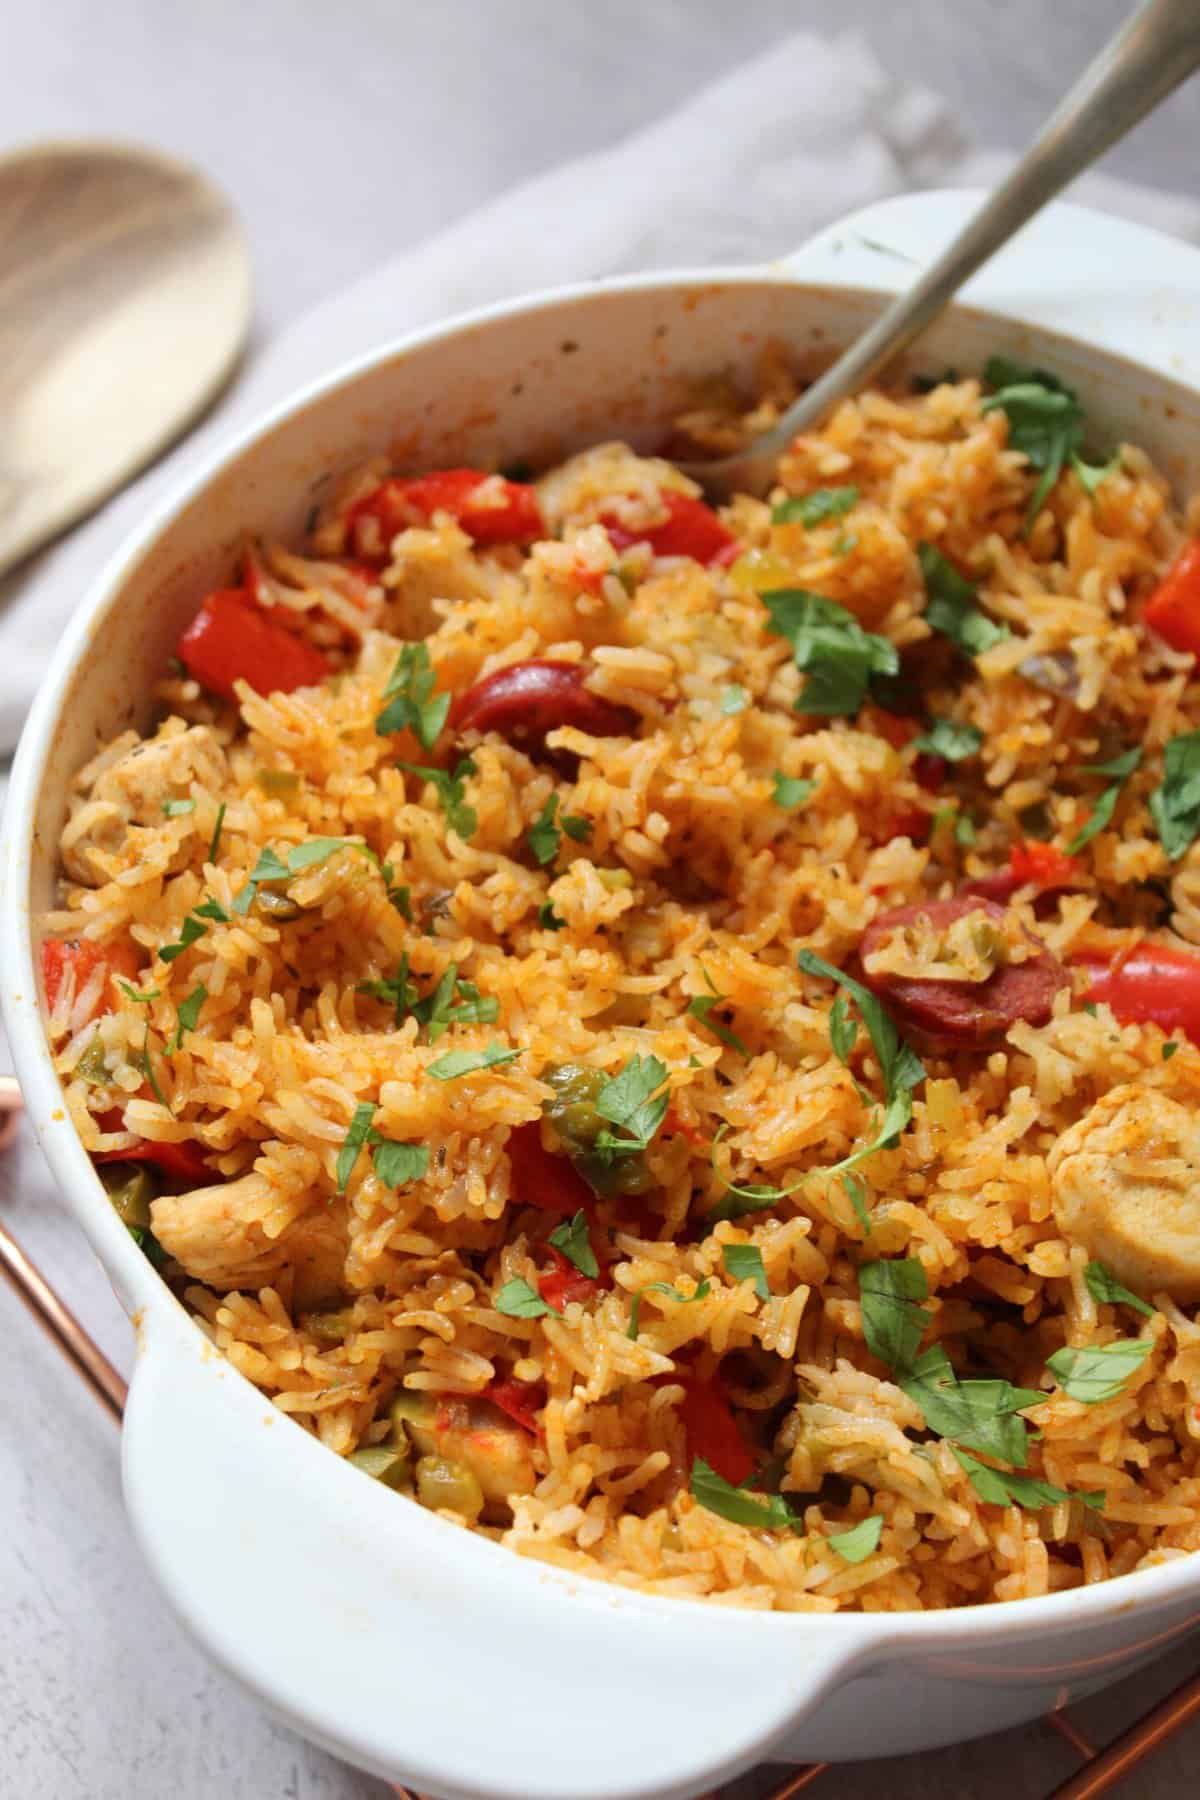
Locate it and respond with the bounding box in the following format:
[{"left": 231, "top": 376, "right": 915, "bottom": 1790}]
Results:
[{"left": 713, "top": 0, "right": 1200, "bottom": 490}]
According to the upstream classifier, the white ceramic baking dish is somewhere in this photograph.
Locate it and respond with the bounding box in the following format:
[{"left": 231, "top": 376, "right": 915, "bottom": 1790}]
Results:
[{"left": 6, "top": 189, "right": 1200, "bottom": 1800}]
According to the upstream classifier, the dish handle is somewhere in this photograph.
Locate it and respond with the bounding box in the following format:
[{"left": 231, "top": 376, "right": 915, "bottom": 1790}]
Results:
[{"left": 123, "top": 1306, "right": 869, "bottom": 1800}]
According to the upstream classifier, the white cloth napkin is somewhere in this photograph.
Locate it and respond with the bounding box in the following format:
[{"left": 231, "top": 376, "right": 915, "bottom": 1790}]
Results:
[{"left": 4, "top": 28, "right": 1200, "bottom": 759}]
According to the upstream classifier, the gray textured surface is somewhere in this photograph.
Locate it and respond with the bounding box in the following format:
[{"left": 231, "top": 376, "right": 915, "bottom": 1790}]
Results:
[{"left": 3, "top": 2, "right": 1199, "bottom": 1795}]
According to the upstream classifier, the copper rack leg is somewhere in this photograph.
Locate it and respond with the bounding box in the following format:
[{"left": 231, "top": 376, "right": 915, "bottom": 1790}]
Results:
[
  {"left": 1046, "top": 1665, "right": 1200, "bottom": 1800},
  {"left": 0, "top": 1217, "right": 127, "bottom": 1423}
]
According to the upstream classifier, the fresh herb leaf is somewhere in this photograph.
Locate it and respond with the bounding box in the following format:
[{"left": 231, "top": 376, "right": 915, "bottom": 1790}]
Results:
[
  {"left": 953, "top": 1446, "right": 1103, "bottom": 1512},
  {"left": 118, "top": 980, "right": 160, "bottom": 1004},
  {"left": 1047, "top": 1339, "right": 1153, "bottom": 1404},
  {"left": 831, "top": 531, "right": 858, "bottom": 557},
  {"left": 772, "top": 486, "right": 859, "bottom": 528},
  {"left": 626, "top": 1279, "right": 711, "bottom": 1340},
  {"left": 796, "top": 950, "right": 925, "bottom": 1173},
  {"left": 1067, "top": 746, "right": 1142, "bottom": 854},
  {"left": 548, "top": 1209, "right": 599, "bottom": 1279},
  {"left": 208, "top": 802, "right": 227, "bottom": 863},
  {"left": 1163, "top": 1040, "right": 1179, "bottom": 1062},
  {"left": 900, "top": 1345, "right": 1043, "bottom": 1465},
  {"left": 426, "top": 1042, "right": 521, "bottom": 1081},
  {"left": 843, "top": 1171, "right": 872, "bottom": 1234},
  {"left": 371, "top": 1141, "right": 430, "bottom": 1187},
  {"left": 858, "top": 1258, "right": 930, "bottom": 1370},
  {"left": 981, "top": 358, "right": 1086, "bottom": 526},
  {"left": 688, "top": 967, "right": 749, "bottom": 1056},
  {"left": 538, "top": 900, "right": 566, "bottom": 931},
  {"left": 361, "top": 957, "right": 498, "bottom": 1042},
  {"left": 911, "top": 719, "right": 983, "bottom": 761},
  {"left": 918, "top": 543, "right": 1010, "bottom": 656},
  {"left": 827, "top": 1515, "right": 883, "bottom": 1563},
  {"left": 170, "top": 983, "right": 207, "bottom": 1051},
  {"left": 1150, "top": 731, "right": 1200, "bottom": 861},
  {"left": 194, "top": 895, "right": 231, "bottom": 923},
  {"left": 723, "top": 1243, "right": 769, "bottom": 1300},
  {"left": 402, "top": 757, "right": 478, "bottom": 841},
  {"left": 771, "top": 771, "right": 818, "bottom": 810},
  {"left": 528, "top": 794, "right": 563, "bottom": 865},
  {"left": 720, "top": 685, "right": 749, "bottom": 715},
  {"left": 375, "top": 642, "right": 450, "bottom": 750},
  {"left": 955, "top": 812, "right": 977, "bottom": 847},
  {"left": 161, "top": 797, "right": 196, "bottom": 817},
  {"left": 337, "top": 1101, "right": 377, "bottom": 1193},
  {"left": 1072, "top": 450, "right": 1120, "bottom": 495},
  {"left": 495, "top": 1277, "right": 556, "bottom": 1319},
  {"left": 561, "top": 812, "right": 591, "bottom": 843},
  {"left": 159, "top": 913, "right": 210, "bottom": 963},
  {"left": 1084, "top": 1262, "right": 1155, "bottom": 1319},
  {"left": 828, "top": 994, "right": 858, "bottom": 1066},
  {"left": 689, "top": 1458, "right": 801, "bottom": 1531},
  {"left": 593, "top": 1054, "right": 670, "bottom": 1159},
  {"left": 139, "top": 1029, "right": 171, "bottom": 1111},
  {"left": 286, "top": 837, "right": 355, "bottom": 874},
  {"left": 762, "top": 588, "right": 898, "bottom": 717}
]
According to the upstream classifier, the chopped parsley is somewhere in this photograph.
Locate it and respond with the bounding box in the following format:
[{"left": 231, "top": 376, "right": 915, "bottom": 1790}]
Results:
[
  {"left": 118, "top": 980, "right": 160, "bottom": 1005},
  {"left": 233, "top": 838, "right": 361, "bottom": 914},
  {"left": 772, "top": 486, "right": 859, "bottom": 528},
  {"left": 495, "top": 1277, "right": 556, "bottom": 1319},
  {"left": 918, "top": 543, "right": 1010, "bottom": 656},
  {"left": 723, "top": 1243, "right": 768, "bottom": 1300},
  {"left": 771, "top": 771, "right": 817, "bottom": 811},
  {"left": 139, "top": 1029, "right": 171, "bottom": 1111},
  {"left": 359, "top": 955, "right": 498, "bottom": 1041},
  {"left": 900, "top": 1345, "right": 1044, "bottom": 1466},
  {"left": 689, "top": 1459, "right": 800, "bottom": 1531},
  {"left": 170, "top": 983, "right": 207, "bottom": 1051},
  {"left": 1047, "top": 1339, "right": 1153, "bottom": 1404},
  {"left": 1163, "top": 1039, "right": 1181, "bottom": 1062},
  {"left": 688, "top": 967, "right": 749, "bottom": 1056},
  {"left": 375, "top": 642, "right": 450, "bottom": 750},
  {"left": 426, "top": 1042, "right": 521, "bottom": 1081},
  {"left": 626, "top": 1279, "right": 711, "bottom": 1341},
  {"left": 335, "top": 1101, "right": 431, "bottom": 1192},
  {"left": 761, "top": 588, "right": 898, "bottom": 717},
  {"left": 796, "top": 951, "right": 925, "bottom": 1176},
  {"left": 1073, "top": 450, "right": 1121, "bottom": 495},
  {"left": 537, "top": 900, "right": 566, "bottom": 931},
  {"left": 1084, "top": 1262, "right": 1155, "bottom": 1318},
  {"left": 401, "top": 756, "right": 478, "bottom": 841},
  {"left": 858, "top": 1257, "right": 931, "bottom": 1370},
  {"left": 828, "top": 994, "right": 858, "bottom": 1066},
  {"left": 843, "top": 1171, "right": 872, "bottom": 1235},
  {"left": 1067, "top": 746, "right": 1142, "bottom": 854},
  {"left": 1150, "top": 731, "right": 1200, "bottom": 861},
  {"left": 832, "top": 532, "right": 858, "bottom": 557},
  {"left": 720, "top": 685, "right": 749, "bottom": 715},
  {"left": 953, "top": 1447, "right": 1103, "bottom": 1512},
  {"left": 547, "top": 1209, "right": 598, "bottom": 1279},
  {"left": 527, "top": 793, "right": 591, "bottom": 865},
  {"left": 911, "top": 718, "right": 983, "bottom": 761},
  {"left": 372, "top": 1141, "right": 431, "bottom": 1188},
  {"left": 208, "top": 802, "right": 227, "bottom": 863},
  {"left": 593, "top": 1055, "right": 670, "bottom": 1163},
  {"left": 981, "top": 357, "right": 1087, "bottom": 528},
  {"left": 161, "top": 797, "right": 196, "bottom": 817},
  {"left": 159, "top": 913, "right": 209, "bottom": 963},
  {"left": 827, "top": 1515, "right": 883, "bottom": 1563}
]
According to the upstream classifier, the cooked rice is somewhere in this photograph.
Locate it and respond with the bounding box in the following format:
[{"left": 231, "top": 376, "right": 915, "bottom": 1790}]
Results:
[{"left": 43, "top": 359, "right": 1200, "bottom": 1612}]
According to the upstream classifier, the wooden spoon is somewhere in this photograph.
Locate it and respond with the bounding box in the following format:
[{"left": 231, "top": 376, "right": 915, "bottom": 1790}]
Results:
[{"left": 0, "top": 140, "right": 251, "bottom": 576}]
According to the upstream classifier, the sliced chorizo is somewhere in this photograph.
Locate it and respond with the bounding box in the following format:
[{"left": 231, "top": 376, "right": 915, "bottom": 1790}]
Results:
[
  {"left": 449, "top": 659, "right": 636, "bottom": 759},
  {"left": 858, "top": 895, "right": 1066, "bottom": 1049}
]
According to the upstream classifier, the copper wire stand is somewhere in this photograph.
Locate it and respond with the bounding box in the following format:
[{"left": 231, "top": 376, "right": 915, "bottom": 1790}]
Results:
[{"left": 1, "top": 1075, "right": 1196, "bottom": 1800}]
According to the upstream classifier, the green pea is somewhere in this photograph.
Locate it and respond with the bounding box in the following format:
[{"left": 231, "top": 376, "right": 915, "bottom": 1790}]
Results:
[
  {"left": 414, "top": 1454, "right": 484, "bottom": 1521},
  {"left": 349, "top": 1445, "right": 412, "bottom": 1492},
  {"left": 99, "top": 1163, "right": 154, "bottom": 1231},
  {"left": 300, "top": 1306, "right": 358, "bottom": 1346},
  {"left": 75, "top": 1039, "right": 112, "bottom": 1086}
]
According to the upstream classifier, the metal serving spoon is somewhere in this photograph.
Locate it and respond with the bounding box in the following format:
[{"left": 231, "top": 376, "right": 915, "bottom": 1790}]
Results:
[
  {"left": 690, "top": 0, "right": 1200, "bottom": 499},
  {"left": 0, "top": 140, "right": 251, "bottom": 577}
]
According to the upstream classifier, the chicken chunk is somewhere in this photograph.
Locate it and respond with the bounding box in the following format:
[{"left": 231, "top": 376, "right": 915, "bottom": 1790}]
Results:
[
  {"left": 1048, "top": 1084, "right": 1200, "bottom": 1303},
  {"left": 61, "top": 721, "right": 228, "bottom": 885},
  {"left": 151, "top": 1172, "right": 345, "bottom": 1304}
]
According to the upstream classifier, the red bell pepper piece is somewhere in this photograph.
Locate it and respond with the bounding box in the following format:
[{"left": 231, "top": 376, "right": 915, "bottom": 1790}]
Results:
[
  {"left": 1143, "top": 541, "right": 1200, "bottom": 658},
  {"left": 966, "top": 840, "right": 1080, "bottom": 902},
  {"left": 94, "top": 1129, "right": 211, "bottom": 1184},
  {"left": 348, "top": 469, "right": 543, "bottom": 554},
  {"left": 177, "top": 590, "right": 330, "bottom": 703},
  {"left": 538, "top": 1245, "right": 601, "bottom": 1313},
  {"left": 680, "top": 1369, "right": 754, "bottom": 1487},
  {"left": 42, "top": 938, "right": 141, "bottom": 1022},
  {"left": 507, "top": 1121, "right": 596, "bottom": 1219},
  {"left": 1077, "top": 941, "right": 1200, "bottom": 1044},
  {"left": 601, "top": 492, "right": 735, "bottom": 565},
  {"left": 880, "top": 806, "right": 931, "bottom": 846},
  {"left": 486, "top": 1377, "right": 546, "bottom": 1437}
]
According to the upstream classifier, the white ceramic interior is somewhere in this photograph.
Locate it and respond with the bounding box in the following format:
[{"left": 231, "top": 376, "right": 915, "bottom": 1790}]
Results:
[{"left": 5, "top": 189, "right": 1200, "bottom": 1800}]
